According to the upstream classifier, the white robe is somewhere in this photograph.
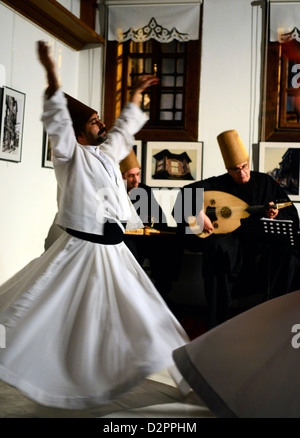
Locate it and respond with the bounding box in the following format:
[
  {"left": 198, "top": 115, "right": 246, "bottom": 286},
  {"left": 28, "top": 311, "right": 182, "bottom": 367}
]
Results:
[
  {"left": 42, "top": 90, "right": 145, "bottom": 234},
  {"left": 0, "top": 90, "right": 189, "bottom": 409}
]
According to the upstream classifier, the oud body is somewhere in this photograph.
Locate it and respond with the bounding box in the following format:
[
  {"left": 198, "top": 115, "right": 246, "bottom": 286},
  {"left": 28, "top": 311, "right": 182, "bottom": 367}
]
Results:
[{"left": 187, "top": 191, "right": 292, "bottom": 238}]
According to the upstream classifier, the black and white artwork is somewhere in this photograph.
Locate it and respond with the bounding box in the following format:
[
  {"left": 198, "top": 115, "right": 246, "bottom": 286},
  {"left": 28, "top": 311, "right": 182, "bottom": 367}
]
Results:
[
  {"left": 0, "top": 86, "right": 25, "bottom": 162},
  {"left": 42, "top": 130, "right": 54, "bottom": 169}
]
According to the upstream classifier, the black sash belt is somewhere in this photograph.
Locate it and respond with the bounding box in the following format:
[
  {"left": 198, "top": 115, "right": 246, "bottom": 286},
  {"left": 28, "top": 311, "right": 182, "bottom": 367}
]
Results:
[{"left": 66, "top": 222, "right": 124, "bottom": 245}]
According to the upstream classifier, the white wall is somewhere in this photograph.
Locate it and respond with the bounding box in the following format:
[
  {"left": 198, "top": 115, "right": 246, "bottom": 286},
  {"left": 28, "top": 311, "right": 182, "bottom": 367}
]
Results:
[
  {"left": 0, "top": 2, "right": 103, "bottom": 283},
  {"left": 199, "top": 0, "right": 263, "bottom": 178}
]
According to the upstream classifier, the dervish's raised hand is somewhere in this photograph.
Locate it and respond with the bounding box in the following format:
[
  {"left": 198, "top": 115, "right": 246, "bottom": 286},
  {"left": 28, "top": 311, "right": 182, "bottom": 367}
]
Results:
[
  {"left": 130, "top": 75, "right": 160, "bottom": 107},
  {"left": 37, "top": 40, "right": 59, "bottom": 97}
]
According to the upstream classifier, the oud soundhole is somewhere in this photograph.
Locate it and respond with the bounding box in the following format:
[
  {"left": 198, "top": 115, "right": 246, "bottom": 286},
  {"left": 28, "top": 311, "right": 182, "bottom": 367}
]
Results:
[{"left": 220, "top": 207, "right": 231, "bottom": 218}]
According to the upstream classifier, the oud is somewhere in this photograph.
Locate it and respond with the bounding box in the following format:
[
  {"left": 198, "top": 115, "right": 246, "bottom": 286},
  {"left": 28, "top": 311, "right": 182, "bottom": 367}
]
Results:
[{"left": 187, "top": 191, "right": 292, "bottom": 238}]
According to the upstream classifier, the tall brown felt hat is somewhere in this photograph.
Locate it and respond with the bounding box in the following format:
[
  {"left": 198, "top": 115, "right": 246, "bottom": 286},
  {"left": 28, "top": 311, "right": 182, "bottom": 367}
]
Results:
[
  {"left": 217, "top": 130, "right": 249, "bottom": 169},
  {"left": 64, "top": 93, "right": 97, "bottom": 138},
  {"left": 120, "top": 149, "right": 140, "bottom": 173}
]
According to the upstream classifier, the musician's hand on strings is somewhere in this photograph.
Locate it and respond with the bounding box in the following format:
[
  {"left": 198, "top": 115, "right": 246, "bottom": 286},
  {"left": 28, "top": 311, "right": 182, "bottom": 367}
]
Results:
[
  {"left": 197, "top": 211, "right": 214, "bottom": 234},
  {"left": 266, "top": 202, "right": 279, "bottom": 219}
]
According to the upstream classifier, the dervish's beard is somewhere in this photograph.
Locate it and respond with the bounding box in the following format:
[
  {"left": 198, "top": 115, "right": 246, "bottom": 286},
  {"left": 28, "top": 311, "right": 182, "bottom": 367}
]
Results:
[{"left": 97, "top": 127, "right": 107, "bottom": 144}]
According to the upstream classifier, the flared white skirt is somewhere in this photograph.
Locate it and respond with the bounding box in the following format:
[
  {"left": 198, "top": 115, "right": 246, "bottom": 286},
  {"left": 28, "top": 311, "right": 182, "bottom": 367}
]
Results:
[{"left": 0, "top": 232, "right": 188, "bottom": 409}]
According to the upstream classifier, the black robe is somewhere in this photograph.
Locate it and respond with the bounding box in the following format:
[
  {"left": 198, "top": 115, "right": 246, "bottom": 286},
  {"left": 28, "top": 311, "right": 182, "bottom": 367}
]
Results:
[{"left": 124, "top": 182, "right": 180, "bottom": 299}]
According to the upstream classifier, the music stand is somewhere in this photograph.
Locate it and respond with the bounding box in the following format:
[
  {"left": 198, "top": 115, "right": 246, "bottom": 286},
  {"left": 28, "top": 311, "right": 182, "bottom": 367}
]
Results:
[
  {"left": 260, "top": 217, "right": 296, "bottom": 299},
  {"left": 261, "top": 217, "right": 296, "bottom": 246}
]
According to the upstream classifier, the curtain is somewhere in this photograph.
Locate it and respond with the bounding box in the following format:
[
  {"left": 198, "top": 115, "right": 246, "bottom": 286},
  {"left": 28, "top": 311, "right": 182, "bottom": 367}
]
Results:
[
  {"left": 107, "top": 3, "right": 201, "bottom": 42},
  {"left": 270, "top": 1, "right": 300, "bottom": 42}
]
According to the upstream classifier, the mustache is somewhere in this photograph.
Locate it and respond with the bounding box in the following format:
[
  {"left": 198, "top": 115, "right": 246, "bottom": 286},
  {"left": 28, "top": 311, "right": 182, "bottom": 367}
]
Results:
[
  {"left": 97, "top": 128, "right": 107, "bottom": 144},
  {"left": 98, "top": 127, "right": 106, "bottom": 137}
]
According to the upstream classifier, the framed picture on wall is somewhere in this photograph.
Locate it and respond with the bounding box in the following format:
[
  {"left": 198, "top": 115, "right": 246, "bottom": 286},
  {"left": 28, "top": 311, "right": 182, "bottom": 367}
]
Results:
[
  {"left": 144, "top": 141, "right": 203, "bottom": 188},
  {"left": 132, "top": 140, "right": 142, "bottom": 167},
  {"left": 259, "top": 142, "right": 300, "bottom": 201},
  {"left": 42, "top": 130, "right": 54, "bottom": 169},
  {"left": 0, "top": 86, "right": 25, "bottom": 163}
]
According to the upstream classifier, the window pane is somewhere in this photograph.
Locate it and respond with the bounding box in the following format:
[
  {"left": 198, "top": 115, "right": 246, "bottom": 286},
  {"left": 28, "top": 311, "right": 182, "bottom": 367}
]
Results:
[
  {"left": 177, "top": 59, "right": 184, "bottom": 74},
  {"left": 176, "top": 76, "right": 183, "bottom": 87},
  {"left": 130, "top": 41, "right": 141, "bottom": 53},
  {"left": 129, "top": 57, "right": 152, "bottom": 83},
  {"left": 145, "top": 58, "right": 152, "bottom": 74},
  {"left": 286, "top": 95, "right": 300, "bottom": 124},
  {"left": 161, "top": 75, "right": 175, "bottom": 87},
  {"left": 178, "top": 42, "right": 185, "bottom": 53},
  {"left": 145, "top": 41, "right": 153, "bottom": 53},
  {"left": 161, "top": 94, "right": 174, "bottom": 109},
  {"left": 161, "top": 41, "right": 177, "bottom": 53},
  {"left": 161, "top": 41, "right": 185, "bottom": 53},
  {"left": 160, "top": 111, "right": 173, "bottom": 120},
  {"left": 130, "top": 41, "right": 152, "bottom": 53},
  {"left": 175, "top": 111, "right": 182, "bottom": 121},
  {"left": 176, "top": 94, "right": 183, "bottom": 109},
  {"left": 162, "top": 58, "right": 175, "bottom": 74},
  {"left": 130, "top": 58, "right": 144, "bottom": 74}
]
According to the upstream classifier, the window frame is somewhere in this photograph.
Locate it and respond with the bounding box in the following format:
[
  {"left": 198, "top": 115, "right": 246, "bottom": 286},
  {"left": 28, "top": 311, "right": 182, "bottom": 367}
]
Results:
[
  {"left": 123, "top": 39, "right": 187, "bottom": 127},
  {"left": 261, "top": 40, "right": 300, "bottom": 142},
  {"left": 103, "top": 38, "right": 201, "bottom": 142}
]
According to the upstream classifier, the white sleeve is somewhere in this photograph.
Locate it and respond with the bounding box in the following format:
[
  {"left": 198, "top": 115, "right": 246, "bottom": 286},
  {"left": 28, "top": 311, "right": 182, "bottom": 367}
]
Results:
[
  {"left": 41, "top": 88, "right": 77, "bottom": 162},
  {"left": 100, "top": 102, "right": 148, "bottom": 164}
]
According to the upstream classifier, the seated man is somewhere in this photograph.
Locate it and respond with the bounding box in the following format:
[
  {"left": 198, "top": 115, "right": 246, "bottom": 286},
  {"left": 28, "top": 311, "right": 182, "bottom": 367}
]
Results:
[
  {"left": 173, "top": 129, "right": 300, "bottom": 329},
  {"left": 120, "top": 150, "right": 181, "bottom": 300},
  {"left": 120, "top": 149, "right": 168, "bottom": 231}
]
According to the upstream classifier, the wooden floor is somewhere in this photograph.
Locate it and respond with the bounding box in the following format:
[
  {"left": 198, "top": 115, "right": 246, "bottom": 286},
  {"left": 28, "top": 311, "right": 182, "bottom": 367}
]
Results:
[{"left": 0, "top": 369, "right": 215, "bottom": 419}]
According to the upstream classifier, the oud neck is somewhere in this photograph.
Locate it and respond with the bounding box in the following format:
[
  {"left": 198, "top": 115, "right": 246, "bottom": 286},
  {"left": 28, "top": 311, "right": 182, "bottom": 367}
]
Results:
[
  {"left": 245, "top": 205, "right": 265, "bottom": 214},
  {"left": 245, "top": 202, "right": 292, "bottom": 215}
]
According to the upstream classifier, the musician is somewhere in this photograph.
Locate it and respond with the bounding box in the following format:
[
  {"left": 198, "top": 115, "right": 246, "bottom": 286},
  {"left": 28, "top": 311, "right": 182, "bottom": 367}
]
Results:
[
  {"left": 120, "top": 149, "right": 168, "bottom": 231},
  {"left": 174, "top": 130, "right": 300, "bottom": 329}
]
